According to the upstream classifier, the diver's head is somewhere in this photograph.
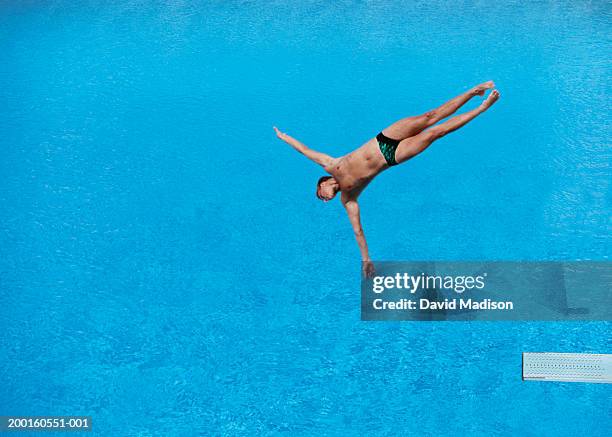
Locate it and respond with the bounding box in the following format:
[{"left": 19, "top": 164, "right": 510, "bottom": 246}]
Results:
[{"left": 316, "top": 176, "right": 339, "bottom": 202}]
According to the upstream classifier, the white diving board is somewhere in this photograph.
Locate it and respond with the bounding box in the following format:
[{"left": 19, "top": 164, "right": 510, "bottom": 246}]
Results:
[{"left": 522, "top": 352, "right": 612, "bottom": 383}]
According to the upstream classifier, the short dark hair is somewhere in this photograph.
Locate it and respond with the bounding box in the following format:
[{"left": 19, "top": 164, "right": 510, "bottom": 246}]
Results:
[{"left": 316, "top": 176, "right": 332, "bottom": 200}]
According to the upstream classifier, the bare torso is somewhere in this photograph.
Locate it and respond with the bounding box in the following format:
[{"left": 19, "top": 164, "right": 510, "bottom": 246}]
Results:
[{"left": 323, "top": 138, "right": 388, "bottom": 198}]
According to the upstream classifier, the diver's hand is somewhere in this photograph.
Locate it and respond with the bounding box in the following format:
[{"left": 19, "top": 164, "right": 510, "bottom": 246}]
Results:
[
  {"left": 273, "top": 126, "right": 289, "bottom": 141},
  {"left": 362, "top": 259, "right": 375, "bottom": 278}
]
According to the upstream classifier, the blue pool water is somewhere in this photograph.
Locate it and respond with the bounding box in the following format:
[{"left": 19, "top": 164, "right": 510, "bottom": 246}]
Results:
[{"left": 1, "top": 1, "right": 611, "bottom": 435}]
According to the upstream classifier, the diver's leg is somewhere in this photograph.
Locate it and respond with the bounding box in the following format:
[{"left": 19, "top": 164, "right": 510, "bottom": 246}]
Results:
[
  {"left": 394, "top": 90, "right": 499, "bottom": 164},
  {"left": 382, "top": 81, "right": 495, "bottom": 140}
]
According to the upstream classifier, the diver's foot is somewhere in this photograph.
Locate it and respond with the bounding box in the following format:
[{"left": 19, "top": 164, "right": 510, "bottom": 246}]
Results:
[
  {"left": 480, "top": 89, "right": 500, "bottom": 109},
  {"left": 473, "top": 80, "right": 495, "bottom": 96}
]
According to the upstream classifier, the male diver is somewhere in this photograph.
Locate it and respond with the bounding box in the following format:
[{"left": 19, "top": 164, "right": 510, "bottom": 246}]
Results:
[{"left": 274, "top": 82, "right": 500, "bottom": 276}]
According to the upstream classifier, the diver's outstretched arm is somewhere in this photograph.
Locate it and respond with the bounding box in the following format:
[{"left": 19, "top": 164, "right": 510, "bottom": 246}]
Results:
[
  {"left": 274, "top": 127, "right": 333, "bottom": 167},
  {"left": 342, "top": 195, "right": 375, "bottom": 276}
]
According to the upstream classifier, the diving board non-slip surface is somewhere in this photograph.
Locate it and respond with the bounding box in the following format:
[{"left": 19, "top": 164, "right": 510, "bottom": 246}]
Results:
[{"left": 522, "top": 353, "right": 612, "bottom": 383}]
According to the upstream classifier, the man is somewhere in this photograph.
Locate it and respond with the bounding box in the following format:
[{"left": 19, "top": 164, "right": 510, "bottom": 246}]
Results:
[{"left": 274, "top": 82, "right": 500, "bottom": 276}]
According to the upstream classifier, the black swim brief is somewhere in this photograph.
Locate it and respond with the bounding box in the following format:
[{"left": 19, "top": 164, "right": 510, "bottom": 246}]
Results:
[{"left": 376, "top": 132, "right": 401, "bottom": 166}]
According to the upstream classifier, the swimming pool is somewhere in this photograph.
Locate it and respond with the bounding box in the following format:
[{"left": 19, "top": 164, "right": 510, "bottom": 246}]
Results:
[{"left": 1, "top": 1, "right": 610, "bottom": 435}]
